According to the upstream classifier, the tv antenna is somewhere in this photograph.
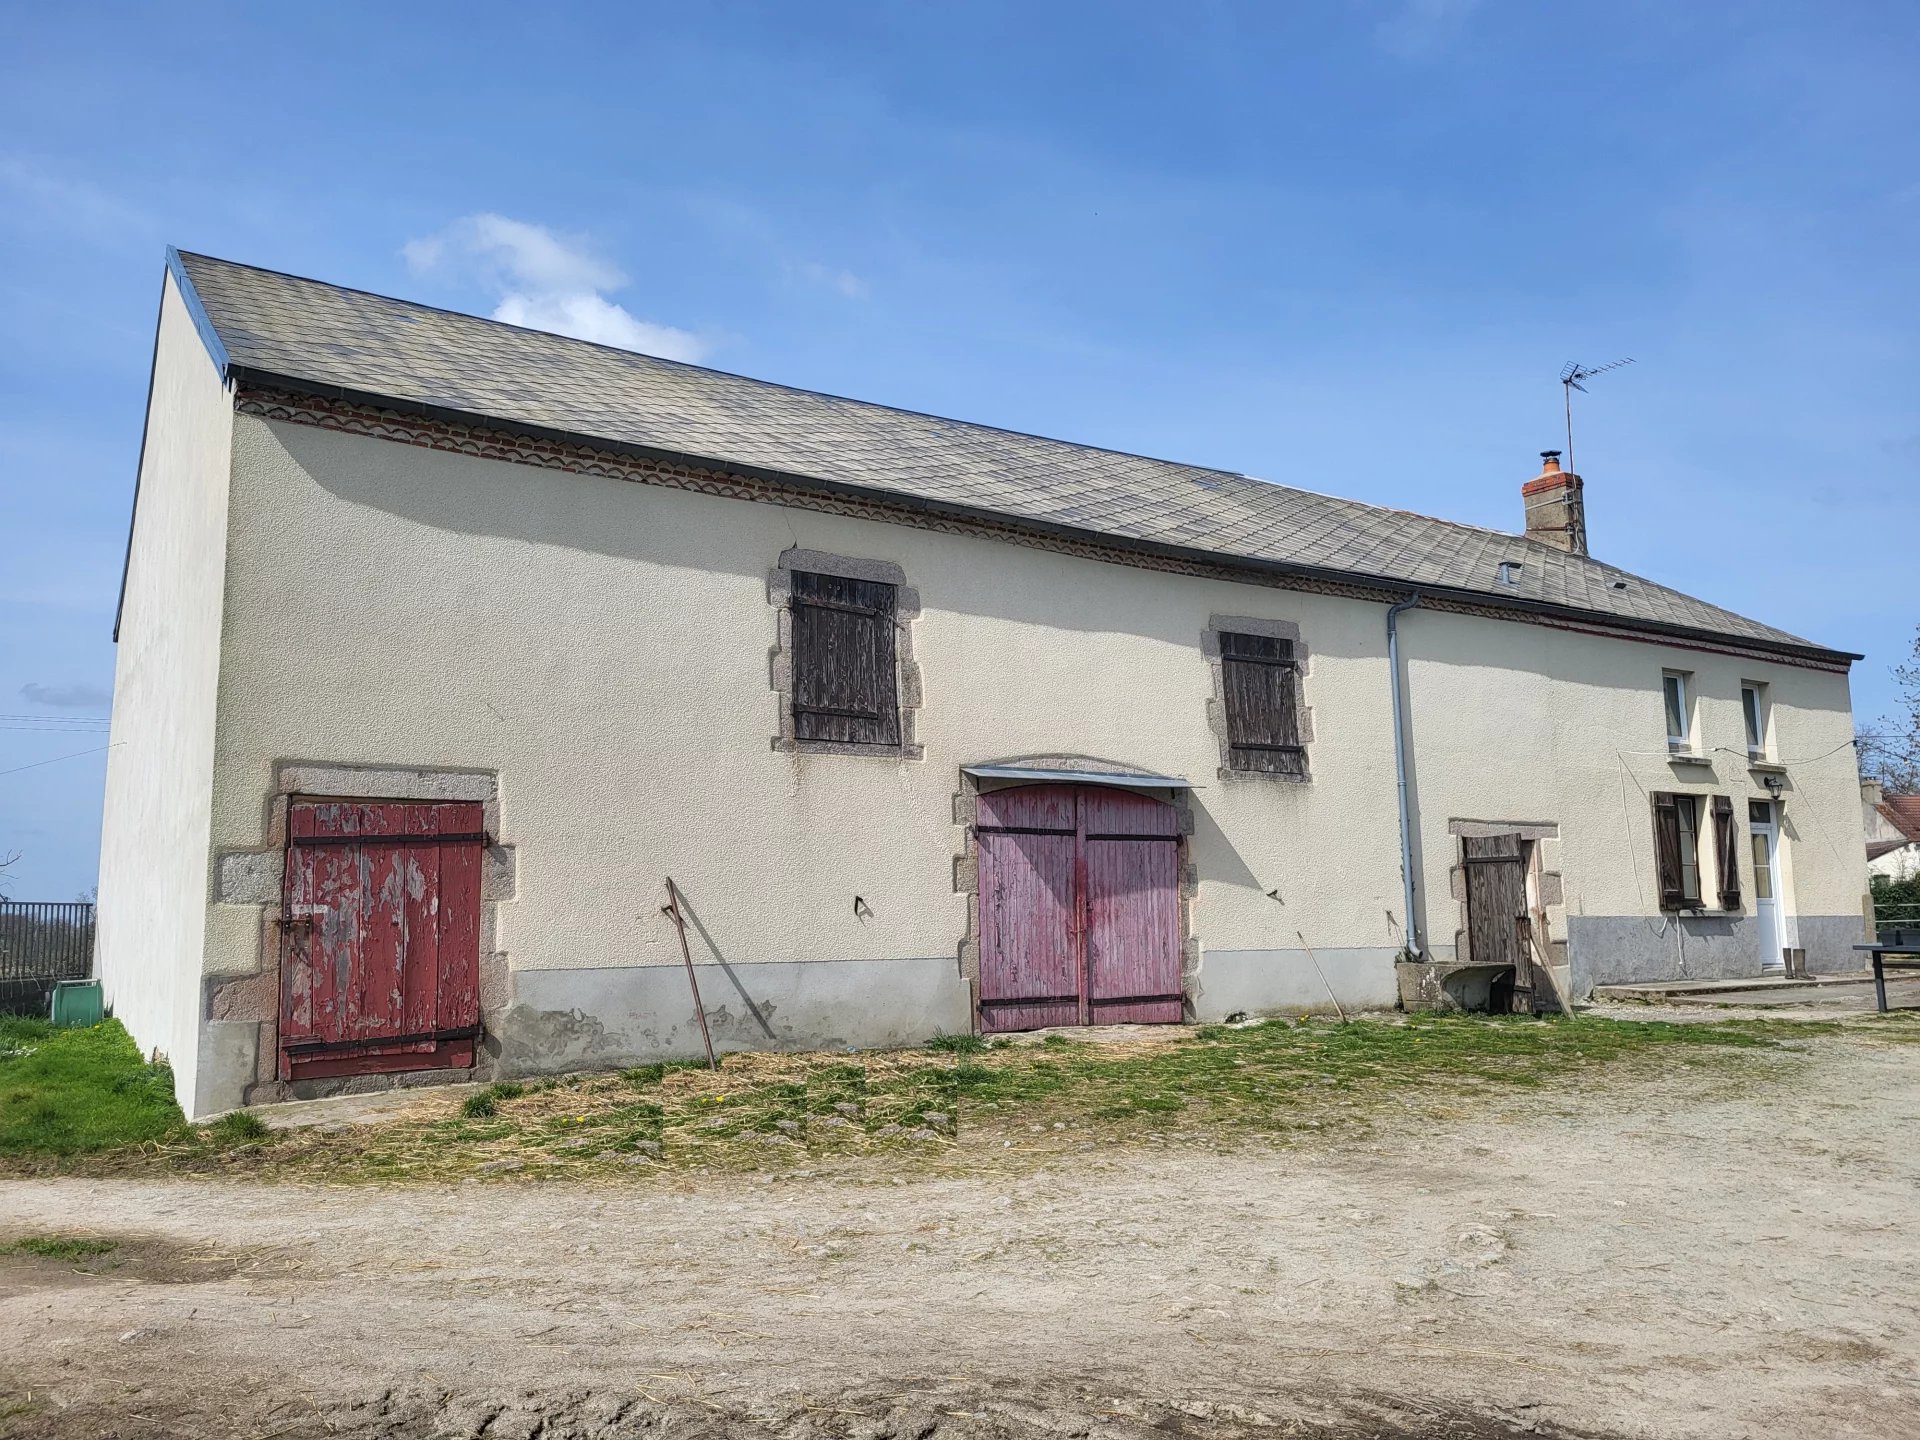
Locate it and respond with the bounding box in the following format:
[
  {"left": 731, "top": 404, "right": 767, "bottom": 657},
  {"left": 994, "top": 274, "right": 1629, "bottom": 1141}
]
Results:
[{"left": 1559, "top": 358, "right": 1634, "bottom": 475}]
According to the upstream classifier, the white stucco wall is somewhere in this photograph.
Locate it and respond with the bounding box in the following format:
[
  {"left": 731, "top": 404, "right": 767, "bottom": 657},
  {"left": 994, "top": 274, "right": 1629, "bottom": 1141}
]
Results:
[
  {"left": 202, "top": 417, "right": 1408, "bottom": 989},
  {"left": 180, "top": 410, "right": 1864, "bottom": 1103},
  {"left": 96, "top": 272, "right": 234, "bottom": 1103},
  {"left": 1400, "top": 608, "right": 1864, "bottom": 989}
]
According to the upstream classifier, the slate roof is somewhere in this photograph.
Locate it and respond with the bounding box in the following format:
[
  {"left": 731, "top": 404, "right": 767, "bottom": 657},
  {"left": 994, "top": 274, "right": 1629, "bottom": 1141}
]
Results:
[{"left": 170, "top": 249, "right": 1850, "bottom": 662}]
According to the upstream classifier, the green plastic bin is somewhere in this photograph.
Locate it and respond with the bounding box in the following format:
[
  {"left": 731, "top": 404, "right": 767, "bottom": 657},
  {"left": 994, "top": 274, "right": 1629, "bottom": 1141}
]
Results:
[{"left": 50, "top": 980, "right": 103, "bottom": 1028}]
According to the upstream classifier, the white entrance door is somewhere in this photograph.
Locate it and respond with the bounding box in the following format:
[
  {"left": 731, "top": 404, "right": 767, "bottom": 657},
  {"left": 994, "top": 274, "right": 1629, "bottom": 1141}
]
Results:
[{"left": 1749, "top": 801, "right": 1783, "bottom": 973}]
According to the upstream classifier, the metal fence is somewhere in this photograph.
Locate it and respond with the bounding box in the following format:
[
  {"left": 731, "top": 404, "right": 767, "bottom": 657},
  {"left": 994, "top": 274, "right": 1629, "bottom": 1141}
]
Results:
[{"left": 0, "top": 901, "right": 95, "bottom": 1016}]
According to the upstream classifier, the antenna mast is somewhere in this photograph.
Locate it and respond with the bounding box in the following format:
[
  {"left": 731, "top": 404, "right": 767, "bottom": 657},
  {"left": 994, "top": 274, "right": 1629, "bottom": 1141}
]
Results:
[{"left": 1559, "top": 357, "right": 1635, "bottom": 475}]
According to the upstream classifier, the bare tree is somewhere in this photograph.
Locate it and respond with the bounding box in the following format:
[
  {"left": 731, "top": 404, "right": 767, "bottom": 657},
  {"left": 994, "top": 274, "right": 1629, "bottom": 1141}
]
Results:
[
  {"left": 0, "top": 849, "right": 19, "bottom": 900},
  {"left": 1861, "top": 625, "right": 1920, "bottom": 794}
]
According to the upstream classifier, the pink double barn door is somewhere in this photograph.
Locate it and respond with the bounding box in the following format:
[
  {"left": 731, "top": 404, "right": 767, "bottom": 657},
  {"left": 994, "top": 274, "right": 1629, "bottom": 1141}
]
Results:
[
  {"left": 975, "top": 784, "right": 1183, "bottom": 1032},
  {"left": 279, "top": 800, "right": 484, "bottom": 1081}
]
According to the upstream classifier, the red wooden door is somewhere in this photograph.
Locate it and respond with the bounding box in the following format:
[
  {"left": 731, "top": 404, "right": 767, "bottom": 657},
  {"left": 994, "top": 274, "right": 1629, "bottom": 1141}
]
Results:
[
  {"left": 976, "top": 785, "right": 1181, "bottom": 1033},
  {"left": 279, "top": 800, "right": 484, "bottom": 1080}
]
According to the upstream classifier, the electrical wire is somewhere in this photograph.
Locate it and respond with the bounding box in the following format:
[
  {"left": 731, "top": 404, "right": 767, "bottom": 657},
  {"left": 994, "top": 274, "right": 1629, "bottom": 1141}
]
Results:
[
  {"left": 0, "top": 743, "right": 120, "bottom": 777},
  {"left": 1613, "top": 736, "right": 1861, "bottom": 767},
  {"left": 1614, "top": 751, "right": 1673, "bottom": 940}
]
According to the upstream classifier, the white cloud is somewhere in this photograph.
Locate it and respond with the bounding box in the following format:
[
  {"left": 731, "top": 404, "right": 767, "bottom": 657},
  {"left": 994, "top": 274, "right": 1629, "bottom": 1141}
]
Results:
[
  {"left": 404, "top": 214, "right": 710, "bottom": 362},
  {"left": 20, "top": 681, "right": 112, "bottom": 710},
  {"left": 797, "top": 261, "right": 870, "bottom": 300},
  {"left": 1375, "top": 0, "right": 1481, "bottom": 60}
]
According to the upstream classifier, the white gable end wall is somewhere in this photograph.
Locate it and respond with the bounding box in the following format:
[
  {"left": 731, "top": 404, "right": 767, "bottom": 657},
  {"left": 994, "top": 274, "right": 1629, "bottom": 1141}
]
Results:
[{"left": 96, "top": 271, "right": 236, "bottom": 1113}]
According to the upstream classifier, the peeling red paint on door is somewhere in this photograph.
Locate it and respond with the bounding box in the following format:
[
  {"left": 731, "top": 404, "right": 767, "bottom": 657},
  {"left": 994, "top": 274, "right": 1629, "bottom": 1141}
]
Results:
[
  {"left": 976, "top": 785, "right": 1181, "bottom": 1033},
  {"left": 279, "top": 800, "right": 484, "bottom": 1081}
]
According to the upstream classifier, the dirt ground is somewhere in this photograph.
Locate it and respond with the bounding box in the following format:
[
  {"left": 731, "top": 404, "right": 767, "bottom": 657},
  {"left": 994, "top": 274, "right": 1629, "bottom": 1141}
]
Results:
[{"left": 2, "top": 1013, "right": 1917, "bottom": 1440}]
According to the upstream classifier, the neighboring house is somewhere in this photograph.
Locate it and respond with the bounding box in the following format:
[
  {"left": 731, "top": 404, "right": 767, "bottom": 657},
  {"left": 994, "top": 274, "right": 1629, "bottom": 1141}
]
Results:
[
  {"left": 1864, "top": 781, "right": 1920, "bottom": 882},
  {"left": 99, "top": 250, "right": 1871, "bottom": 1118}
]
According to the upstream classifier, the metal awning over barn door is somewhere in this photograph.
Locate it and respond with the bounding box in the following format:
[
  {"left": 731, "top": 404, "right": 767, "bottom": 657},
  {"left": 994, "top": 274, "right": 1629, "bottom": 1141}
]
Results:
[
  {"left": 963, "top": 764, "right": 1195, "bottom": 791},
  {"left": 974, "top": 784, "right": 1183, "bottom": 1032},
  {"left": 279, "top": 800, "right": 485, "bottom": 1080}
]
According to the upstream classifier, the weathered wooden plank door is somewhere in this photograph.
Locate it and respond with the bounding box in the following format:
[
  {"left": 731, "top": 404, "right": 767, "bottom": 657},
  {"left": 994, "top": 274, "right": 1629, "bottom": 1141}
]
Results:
[
  {"left": 279, "top": 800, "right": 484, "bottom": 1081},
  {"left": 975, "top": 786, "right": 1081, "bottom": 1032},
  {"left": 1082, "top": 788, "right": 1184, "bottom": 1025},
  {"left": 976, "top": 785, "right": 1182, "bottom": 1032},
  {"left": 1462, "top": 833, "right": 1534, "bottom": 1014}
]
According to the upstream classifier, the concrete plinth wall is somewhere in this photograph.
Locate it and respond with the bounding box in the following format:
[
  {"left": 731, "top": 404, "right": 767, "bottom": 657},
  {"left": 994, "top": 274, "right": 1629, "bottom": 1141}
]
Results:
[
  {"left": 1192, "top": 948, "right": 1399, "bottom": 1019},
  {"left": 1567, "top": 913, "right": 1867, "bottom": 997},
  {"left": 501, "top": 957, "right": 971, "bottom": 1074}
]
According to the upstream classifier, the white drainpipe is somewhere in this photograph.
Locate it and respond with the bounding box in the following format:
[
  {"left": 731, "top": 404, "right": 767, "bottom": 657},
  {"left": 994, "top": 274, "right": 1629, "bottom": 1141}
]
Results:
[{"left": 1388, "top": 593, "right": 1423, "bottom": 959}]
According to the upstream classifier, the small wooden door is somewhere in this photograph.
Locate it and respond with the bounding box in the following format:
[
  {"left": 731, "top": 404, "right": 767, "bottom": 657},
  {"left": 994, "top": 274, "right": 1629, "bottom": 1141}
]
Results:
[
  {"left": 279, "top": 800, "right": 485, "bottom": 1080},
  {"left": 976, "top": 785, "right": 1182, "bottom": 1032},
  {"left": 1462, "top": 832, "right": 1535, "bottom": 1013}
]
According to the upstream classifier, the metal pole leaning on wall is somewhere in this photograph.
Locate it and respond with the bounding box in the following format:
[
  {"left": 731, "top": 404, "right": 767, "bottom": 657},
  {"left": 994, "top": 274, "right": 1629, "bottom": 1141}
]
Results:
[
  {"left": 1296, "top": 930, "right": 1348, "bottom": 1023},
  {"left": 663, "top": 877, "right": 718, "bottom": 1070}
]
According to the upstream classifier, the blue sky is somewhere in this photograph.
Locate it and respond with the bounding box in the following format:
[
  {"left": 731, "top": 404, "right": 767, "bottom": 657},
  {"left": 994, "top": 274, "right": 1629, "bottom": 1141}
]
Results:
[{"left": 2, "top": 2, "right": 1916, "bottom": 897}]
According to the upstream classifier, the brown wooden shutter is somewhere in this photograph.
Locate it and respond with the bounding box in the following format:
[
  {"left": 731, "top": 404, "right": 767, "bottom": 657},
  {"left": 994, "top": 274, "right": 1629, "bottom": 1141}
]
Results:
[
  {"left": 1712, "top": 794, "right": 1741, "bottom": 911},
  {"left": 790, "top": 571, "right": 900, "bottom": 746},
  {"left": 1652, "top": 792, "right": 1684, "bottom": 911},
  {"left": 1221, "top": 632, "right": 1304, "bottom": 775}
]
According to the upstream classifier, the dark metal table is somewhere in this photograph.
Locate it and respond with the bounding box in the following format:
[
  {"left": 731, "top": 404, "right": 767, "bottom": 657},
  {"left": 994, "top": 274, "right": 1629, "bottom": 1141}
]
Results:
[{"left": 1854, "top": 926, "right": 1920, "bottom": 1013}]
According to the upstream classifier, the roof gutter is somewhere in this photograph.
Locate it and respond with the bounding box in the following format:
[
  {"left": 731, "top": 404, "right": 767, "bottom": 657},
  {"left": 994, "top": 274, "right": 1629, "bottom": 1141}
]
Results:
[{"left": 1388, "top": 593, "right": 1423, "bottom": 960}]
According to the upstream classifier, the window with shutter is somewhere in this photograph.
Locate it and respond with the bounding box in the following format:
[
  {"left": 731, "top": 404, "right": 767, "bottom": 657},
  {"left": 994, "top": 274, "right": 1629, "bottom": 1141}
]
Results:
[
  {"left": 1220, "top": 631, "right": 1305, "bottom": 776},
  {"left": 789, "top": 570, "right": 901, "bottom": 747},
  {"left": 1652, "top": 792, "right": 1703, "bottom": 910},
  {"left": 1711, "top": 794, "right": 1741, "bottom": 911}
]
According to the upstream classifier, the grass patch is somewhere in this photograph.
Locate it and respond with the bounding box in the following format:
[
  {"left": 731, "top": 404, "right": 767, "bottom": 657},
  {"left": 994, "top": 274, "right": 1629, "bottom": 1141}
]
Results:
[
  {"left": 132, "top": 1011, "right": 1836, "bottom": 1182},
  {"left": 204, "top": 1110, "right": 270, "bottom": 1144},
  {"left": 1, "top": 1008, "right": 1879, "bottom": 1183},
  {"left": 0, "top": 1017, "right": 183, "bottom": 1155},
  {"left": 464, "top": 1079, "right": 540, "bottom": 1118},
  {"left": 926, "top": 1032, "right": 988, "bottom": 1055},
  {"left": 1, "top": 1234, "right": 117, "bottom": 1261}
]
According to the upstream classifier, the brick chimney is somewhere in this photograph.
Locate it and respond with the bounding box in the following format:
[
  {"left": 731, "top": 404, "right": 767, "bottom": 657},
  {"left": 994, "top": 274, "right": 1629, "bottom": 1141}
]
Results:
[{"left": 1522, "top": 450, "right": 1587, "bottom": 556}]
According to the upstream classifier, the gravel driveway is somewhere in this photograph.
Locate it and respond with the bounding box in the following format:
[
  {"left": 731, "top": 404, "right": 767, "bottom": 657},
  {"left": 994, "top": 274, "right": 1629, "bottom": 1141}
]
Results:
[{"left": 2, "top": 1023, "right": 1916, "bottom": 1440}]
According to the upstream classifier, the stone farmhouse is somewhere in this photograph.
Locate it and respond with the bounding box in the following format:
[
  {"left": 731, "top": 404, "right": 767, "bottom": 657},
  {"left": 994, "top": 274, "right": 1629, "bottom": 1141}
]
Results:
[{"left": 98, "top": 250, "right": 1868, "bottom": 1117}]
